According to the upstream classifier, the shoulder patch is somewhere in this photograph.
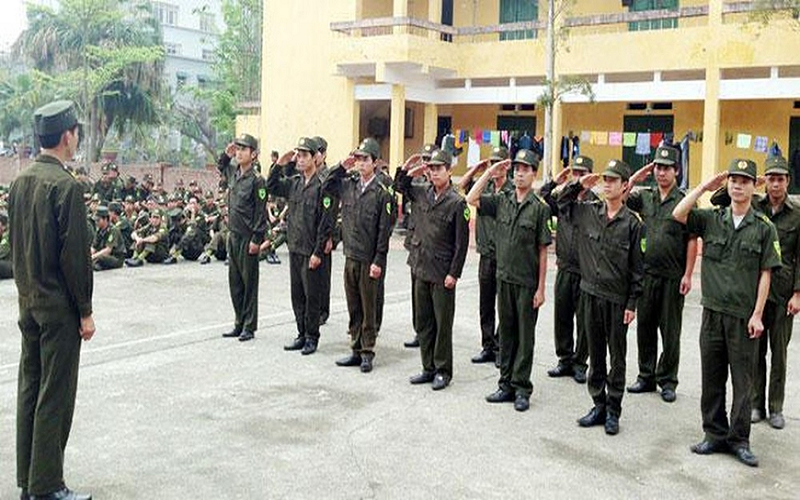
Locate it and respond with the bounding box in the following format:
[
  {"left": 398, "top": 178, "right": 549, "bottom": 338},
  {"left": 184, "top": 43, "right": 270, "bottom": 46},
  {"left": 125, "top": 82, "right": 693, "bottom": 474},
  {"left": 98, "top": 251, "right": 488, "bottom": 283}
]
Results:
[
  {"left": 386, "top": 202, "right": 392, "bottom": 215},
  {"left": 463, "top": 206, "right": 471, "bottom": 222},
  {"left": 757, "top": 213, "right": 771, "bottom": 224},
  {"left": 631, "top": 211, "right": 643, "bottom": 223},
  {"left": 323, "top": 196, "right": 331, "bottom": 210},
  {"left": 640, "top": 237, "right": 647, "bottom": 253},
  {"left": 774, "top": 240, "right": 782, "bottom": 260},
  {"left": 535, "top": 194, "right": 548, "bottom": 206},
  {"left": 258, "top": 187, "right": 267, "bottom": 200}
]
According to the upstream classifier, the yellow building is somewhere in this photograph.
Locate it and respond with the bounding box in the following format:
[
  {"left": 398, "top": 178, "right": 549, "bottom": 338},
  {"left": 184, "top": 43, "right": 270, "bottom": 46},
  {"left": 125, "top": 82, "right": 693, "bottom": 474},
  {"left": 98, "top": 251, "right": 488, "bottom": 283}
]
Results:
[{"left": 250, "top": 0, "right": 800, "bottom": 189}]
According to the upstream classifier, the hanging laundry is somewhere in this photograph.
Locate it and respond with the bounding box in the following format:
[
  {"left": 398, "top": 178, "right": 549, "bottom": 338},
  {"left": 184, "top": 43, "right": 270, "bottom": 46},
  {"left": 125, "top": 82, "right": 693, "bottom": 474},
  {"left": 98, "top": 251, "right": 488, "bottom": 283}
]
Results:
[
  {"left": 531, "top": 136, "right": 544, "bottom": 158},
  {"left": 635, "top": 133, "right": 651, "bottom": 155},
  {"left": 769, "top": 141, "right": 782, "bottom": 158},
  {"left": 483, "top": 130, "right": 492, "bottom": 143},
  {"left": 753, "top": 136, "right": 768, "bottom": 153},
  {"left": 650, "top": 132, "right": 663, "bottom": 148},
  {"left": 500, "top": 130, "right": 509, "bottom": 147},
  {"left": 454, "top": 129, "right": 463, "bottom": 149},
  {"left": 608, "top": 132, "right": 623, "bottom": 146},
  {"left": 467, "top": 138, "right": 480, "bottom": 168},
  {"left": 623, "top": 132, "right": 637, "bottom": 147},
  {"left": 736, "top": 134, "right": 752, "bottom": 149},
  {"left": 595, "top": 132, "right": 608, "bottom": 146},
  {"left": 490, "top": 130, "right": 500, "bottom": 147},
  {"left": 580, "top": 130, "right": 591, "bottom": 143},
  {"left": 474, "top": 129, "right": 483, "bottom": 144},
  {"left": 519, "top": 133, "right": 533, "bottom": 151},
  {"left": 679, "top": 134, "right": 691, "bottom": 190},
  {"left": 560, "top": 136, "right": 570, "bottom": 167},
  {"left": 571, "top": 136, "right": 580, "bottom": 159},
  {"left": 724, "top": 132, "right": 734, "bottom": 145}
]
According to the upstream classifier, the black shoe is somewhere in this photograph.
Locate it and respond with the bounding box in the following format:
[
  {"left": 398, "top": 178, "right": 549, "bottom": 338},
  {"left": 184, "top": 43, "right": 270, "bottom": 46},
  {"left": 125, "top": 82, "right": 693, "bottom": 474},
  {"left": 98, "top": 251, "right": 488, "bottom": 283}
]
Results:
[
  {"left": 404, "top": 336, "right": 419, "bottom": 348},
  {"left": 494, "top": 356, "right": 501, "bottom": 369},
  {"left": 733, "top": 447, "right": 759, "bottom": 467},
  {"left": 336, "top": 353, "right": 362, "bottom": 367},
  {"left": 690, "top": 439, "right": 728, "bottom": 455},
  {"left": 768, "top": 412, "right": 786, "bottom": 429},
  {"left": 199, "top": 253, "right": 211, "bottom": 264},
  {"left": 301, "top": 338, "right": 318, "bottom": 355},
  {"left": 284, "top": 337, "right": 305, "bottom": 351},
  {"left": 514, "top": 395, "right": 530, "bottom": 412},
  {"left": 627, "top": 379, "right": 657, "bottom": 393},
  {"left": 547, "top": 363, "right": 574, "bottom": 377},
  {"left": 751, "top": 408, "right": 766, "bottom": 423},
  {"left": 30, "top": 487, "right": 92, "bottom": 500},
  {"left": 125, "top": 258, "right": 143, "bottom": 267},
  {"left": 431, "top": 373, "right": 450, "bottom": 391},
  {"left": 661, "top": 387, "right": 677, "bottom": 403},
  {"left": 319, "top": 312, "right": 329, "bottom": 326},
  {"left": 471, "top": 349, "right": 496, "bottom": 364},
  {"left": 238, "top": 330, "right": 254, "bottom": 342},
  {"left": 605, "top": 414, "right": 620, "bottom": 435},
  {"left": 485, "top": 389, "right": 515, "bottom": 403},
  {"left": 222, "top": 327, "right": 242, "bottom": 338},
  {"left": 163, "top": 256, "right": 178, "bottom": 265},
  {"left": 92, "top": 263, "right": 102, "bottom": 271},
  {"left": 409, "top": 371, "right": 435, "bottom": 384},
  {"left": 577, "top": 407, "right": 606, "bottom": 427},
  {"left": 573, "top": 367, "right": 587, "bottom": 384},
  {"left": 360, "top": 354, "right": 374, "bottom": 373}
]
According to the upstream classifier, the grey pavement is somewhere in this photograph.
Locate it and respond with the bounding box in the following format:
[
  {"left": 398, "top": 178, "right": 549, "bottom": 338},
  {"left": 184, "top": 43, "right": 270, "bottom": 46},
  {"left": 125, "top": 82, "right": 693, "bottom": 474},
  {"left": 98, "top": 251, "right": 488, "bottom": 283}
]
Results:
[{"left": 1, "top": 234, "right": 798, "bottom": 499}]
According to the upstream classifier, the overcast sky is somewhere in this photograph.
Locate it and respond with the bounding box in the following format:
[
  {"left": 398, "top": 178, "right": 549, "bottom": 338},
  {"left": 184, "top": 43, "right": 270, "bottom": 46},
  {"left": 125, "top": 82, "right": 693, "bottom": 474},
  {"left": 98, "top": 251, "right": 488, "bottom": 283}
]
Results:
[{"left": 0, "top": 0, "right": 27, "bottom": 51}]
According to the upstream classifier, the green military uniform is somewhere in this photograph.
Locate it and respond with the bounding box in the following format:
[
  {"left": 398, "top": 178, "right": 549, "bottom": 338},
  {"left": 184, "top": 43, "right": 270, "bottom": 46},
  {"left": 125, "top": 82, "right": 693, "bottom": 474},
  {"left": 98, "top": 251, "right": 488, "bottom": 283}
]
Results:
[
  {"left": 478, "top": 149, "right": 551, "bottom": 399},
  {"left": 314, "top": 136, "right": 335, "bottom": 326},
  {"left": 109, "top": 203, "right": 134, "bottom": 258},
  {"left": 685, "top": 159, "right": 782, "bottom": 452},
  {"left": 396, "top": 149, "right": 470, "bottom": 385},
  {"left": 0, "top": 213, "right": 12, "bottom": 279},
  {"left": 709, "top": 156, "right": 800, "bottom": 425},
  {"left": 218, "top": 133, "right": 268, "bottom": 338},
  {"left": 626, "top": 146, "right": 692, "bottom": 394},
  {"left": 10, "top": 101, "right": 94, "bottom": 497},
  {"left": 324, "top": 138, "right": 393, "bottom": 368},
  {"left": 91, "top": 207, "right": 126, "bottom": 270},
  {"left": 267, "top": 137, "right": 334, "bottom": 352},
  {"left": 540, "top": 155, "right": 598, "bottom": 379},
  {"left": 559, "top": 160, "right": 644, "bottom": 422},
  {"left": 374, "top": 167, "right": 397, "bottom": 332},
  {"left": 129, "top": 212, "right": 170, "bottom": 263}
]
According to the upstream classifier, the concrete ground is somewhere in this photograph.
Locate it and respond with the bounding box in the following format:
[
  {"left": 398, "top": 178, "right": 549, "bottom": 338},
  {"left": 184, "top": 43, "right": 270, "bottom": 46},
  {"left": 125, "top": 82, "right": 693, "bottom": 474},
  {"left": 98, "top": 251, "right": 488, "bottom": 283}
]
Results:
[{"left": 1, "top": 235, "right": 798, "bottom": 499}]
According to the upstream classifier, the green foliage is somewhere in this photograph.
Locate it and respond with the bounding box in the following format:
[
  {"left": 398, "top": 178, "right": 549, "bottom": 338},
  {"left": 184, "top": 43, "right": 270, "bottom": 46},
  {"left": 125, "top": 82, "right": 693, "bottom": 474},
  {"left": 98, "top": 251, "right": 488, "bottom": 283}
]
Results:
[{"left": 750, "top": 0, "right": 800, "bottom": 25}]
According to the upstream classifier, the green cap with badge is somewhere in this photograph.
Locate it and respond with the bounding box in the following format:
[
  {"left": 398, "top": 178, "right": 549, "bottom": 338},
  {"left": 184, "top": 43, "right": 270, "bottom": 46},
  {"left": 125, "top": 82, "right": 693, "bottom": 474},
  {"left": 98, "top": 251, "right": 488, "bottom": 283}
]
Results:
[
  {"left": 653, "top": 145, "right": 679, "bottom": 167},
  {"left": 108, "top": 202, "right": 123, "bottom": 214},
  {"left": 728, "top": 159, "right": 757, "bottom": 181},
  {"left": 34, "top": 100, "right": 79, "bottom": 137},
  {"left": 602, "top": 159, "right": 632, "bottom": 181},
  {"left": 764, "top": 156, "right": 790, "bottom": 176},
  {"left": 512, "top": 149, "right": 540, "bottom": 168},
  {"left": 572, "top": 155, "right": 593, "bottom": 172},
  {"left": 355, "top": 138, "right": 380, "bottom": 159},
  {"left": 234, "top": 133, "right": 258, "bottom": 151},
  {"left": 94, "top": 206, "right": 109, "bottom": 219},
  {"left": 296, "top": 136, "right": 319, "bottom": 153},
  {"left": 427, "top": 149, "right": 453, "bottom": 166},
  {"left": 489, "top": 146, "right": 509, "bottom": 161},
  {"left": 313, "top": 136, "right": 328, "bottom": 153},
  {"left": 420, "top": 143, "right": 438, "bottom": 159}
]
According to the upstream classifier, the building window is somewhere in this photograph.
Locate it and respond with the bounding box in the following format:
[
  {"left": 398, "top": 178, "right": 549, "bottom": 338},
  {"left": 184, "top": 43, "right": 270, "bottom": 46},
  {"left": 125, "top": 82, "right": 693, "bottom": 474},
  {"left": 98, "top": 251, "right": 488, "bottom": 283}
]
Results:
[
  {"left": 199, "top": 12, "right": 216, "bottom": 33},
  {"left": 197, "top": 76, "right": 210, "bottom": 89},
  {"left": 201, "top": 49, "right": 216, "bottom": 61},
  {"left": 176, "top": 73, "right": 188, "bottom": 89},
  {"left": 152, "top": 1, "right": 179, "bottom": 26},
  {"left": 499, "top": 0, "right": 538, "bottom": 41},
  {"left": 628, "top": 0, "right": 679, "bottom": 31},
  {"left": 164, "top": 42, "right": 180, "bottom": 55}
]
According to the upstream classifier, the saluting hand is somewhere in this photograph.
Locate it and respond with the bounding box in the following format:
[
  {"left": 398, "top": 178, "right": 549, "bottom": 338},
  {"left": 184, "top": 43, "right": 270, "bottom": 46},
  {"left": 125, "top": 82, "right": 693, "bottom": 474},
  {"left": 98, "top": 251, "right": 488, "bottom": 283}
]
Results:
[
  {"left": 80, "top": 315, "right": 96, "bottom": 341},
  {"left": 278, "top": 150, "right": 295, "bottom": 165},
  {"left": 580, "top": 173, "right": 601, "bottom": 190},
  {"left": 554, "top": 166, "right": 572, "bottom": 185},
  {"left": 403, "top": 154, "right": 423, "bottom": 171},
  {"left": 342, "top": 155, "right": 357, "bottom": 170},
  {"left": 703, "top": 171, "right": 728, "bottom": 192},
  {"left": 629, "top": 162, "right": 655, "bottom": 185},
  {"left": 225, "top": 143, "right": 237, "bottom": 158}
]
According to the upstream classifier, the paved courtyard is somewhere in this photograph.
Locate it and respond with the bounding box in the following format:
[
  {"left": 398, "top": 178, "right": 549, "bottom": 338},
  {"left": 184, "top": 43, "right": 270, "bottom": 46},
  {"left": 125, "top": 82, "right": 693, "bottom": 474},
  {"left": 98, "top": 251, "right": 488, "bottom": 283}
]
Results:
[{"left": 1, "top": 235, "right": 798, "bottom": 499}]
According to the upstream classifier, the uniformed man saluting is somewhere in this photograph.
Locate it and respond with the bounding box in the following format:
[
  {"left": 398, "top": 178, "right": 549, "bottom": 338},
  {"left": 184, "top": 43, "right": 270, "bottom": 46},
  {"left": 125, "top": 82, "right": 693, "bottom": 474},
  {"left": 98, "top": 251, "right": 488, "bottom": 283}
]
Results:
[
  {"left": 9, "top": 100, "right": 95, "bottom": 500},
  {"left": 396, "top": 149, "right": 470, "bottom": 391},
  {"left": 559, "top": 159, "right": 645, "bottom": 436},
  {"left": 674, "top": 159, "right": 781, "bottom": 467},
  {"left": 323, "top": 138, "right": 393, "bottom": 373},
  {"left": 219, "top": 133, "right": 268, "bottom": 342},
  {"left": 466, "top": 149, "right": 551, "bottom": 411}
]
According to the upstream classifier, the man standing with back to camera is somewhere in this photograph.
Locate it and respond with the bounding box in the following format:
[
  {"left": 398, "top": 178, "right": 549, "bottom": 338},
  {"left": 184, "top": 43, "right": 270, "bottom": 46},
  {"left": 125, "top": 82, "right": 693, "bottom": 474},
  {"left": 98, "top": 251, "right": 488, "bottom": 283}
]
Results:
[
  {"left": 10, "top": 100, "right": 95, "bottom": 500},
  {"left": 219, "top": 133, "right": 268, "bottom": 342}
]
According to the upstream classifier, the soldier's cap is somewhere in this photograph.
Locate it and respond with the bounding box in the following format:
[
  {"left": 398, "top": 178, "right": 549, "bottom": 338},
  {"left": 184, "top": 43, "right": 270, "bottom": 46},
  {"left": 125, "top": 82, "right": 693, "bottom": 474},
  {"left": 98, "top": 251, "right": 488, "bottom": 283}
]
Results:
[
  {"left": 34, "top": 100, "right": 79, "bottom": 137},
  {"left": 355, "top": 138, "right": 380, "bottom": 159},
  {"left": 653, "top": 145, "right": 679, "bottom": 167},
  {"left": 126, "top": 175, "right": 136, "bottom": 184},
  {"left": 157, "top": 195, "right": 168, "bottom": 205},
  {"left": 295, "top": 136, "right": 318, "bottom": 153},
  {"left": 150, "top": 209, "right": 164, "bottom": 218},
  {"left": 108, "top": 202, "right": 123, "bottom": 214},
  {"left": 764, "top": 156, "right": 790, "bottom": 176},
  {"left": 167, "top": 207, "right": 183, "bottom": 219},
  {"left": 205, "top": 190, "right": 215, "bottom": 198},
  {"left": 728, "top": 159, "right": 757, "bottom": 181},
  {"left": 94, "top": 206, "right": 109, "bottom": 219},
  {"left": 420, "top": 143, "right": 438, "bottom": 159},
  {"left": 189, "top": 179, "right": 198, "bottom": 186},
  {"left": 512, "top": 149, "right": 540, "bottom": 168},
  {"left": 124, "top": 195, "right": 135, "bottom": 203},
  {"left": 571, "top": 155, "right": 594, "bottom": 172},
  {"left": 427, "top": 149, "right": 453, "bottom": 166},
  {"left": 489, "top": 146, "right": 509, "bottom": 161},
  {"left": 312, "top": 136, "right": 328, "bottom": 153},
  {"left": 602, "top": 159, "right": 632, "bottom": 181},
  {"left": 234, "top": 133, "right": 259, "bottom": 151}
]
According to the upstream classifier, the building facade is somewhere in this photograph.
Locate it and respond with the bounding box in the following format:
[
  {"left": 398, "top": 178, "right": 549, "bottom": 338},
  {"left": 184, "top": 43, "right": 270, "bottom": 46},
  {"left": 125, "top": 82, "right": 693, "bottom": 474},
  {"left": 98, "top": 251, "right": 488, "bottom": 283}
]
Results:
[{"left": 255, "top": 0, "right": 800, "bottom": 188}]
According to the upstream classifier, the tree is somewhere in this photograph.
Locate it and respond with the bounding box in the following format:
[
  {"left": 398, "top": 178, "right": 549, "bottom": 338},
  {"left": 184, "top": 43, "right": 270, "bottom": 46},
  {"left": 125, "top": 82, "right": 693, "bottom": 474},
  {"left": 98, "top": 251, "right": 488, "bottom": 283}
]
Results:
[
  {"left": 14, "top": 0, "right": 164, "bottom": 165},
  {"left": 750, "top": 0, "right": 800, "bottom": 25}
]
